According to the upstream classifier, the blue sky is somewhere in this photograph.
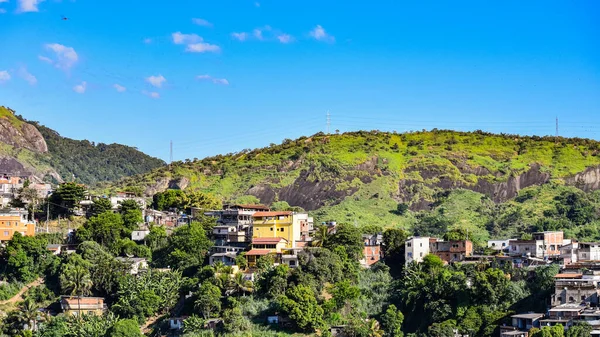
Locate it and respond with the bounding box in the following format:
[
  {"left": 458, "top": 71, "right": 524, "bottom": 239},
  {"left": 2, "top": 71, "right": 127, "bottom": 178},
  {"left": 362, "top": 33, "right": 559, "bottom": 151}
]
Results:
[{"left": 0, "top": 0, "right": 599, "bottom": 162}]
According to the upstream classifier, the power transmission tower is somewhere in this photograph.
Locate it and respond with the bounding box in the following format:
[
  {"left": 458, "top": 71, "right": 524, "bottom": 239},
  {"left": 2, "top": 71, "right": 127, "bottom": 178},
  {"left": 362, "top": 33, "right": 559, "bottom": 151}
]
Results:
[
  {"left": 326, "top": 111, "right": 331, "bottom": 134},
  {"left": 555, "top": 117, "right": 559, "bottom": 144},
  {"left": 170, "top": 140, "right": 173, "bottom": 164}
]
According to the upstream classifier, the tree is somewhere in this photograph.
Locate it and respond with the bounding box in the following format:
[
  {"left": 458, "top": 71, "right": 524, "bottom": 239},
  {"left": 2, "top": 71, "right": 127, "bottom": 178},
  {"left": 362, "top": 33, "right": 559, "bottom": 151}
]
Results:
[
  {"left": 3, "top": 233, "right": 52, "bottom": 282},
  {"left": 222, "top": 304, "right": 251, "bottom": 333},
  {"left": 120, "top": 200, "right": 143, "bottom": 231},
  {"left": 16, "top": 299, "right": 41, "bottom": 331},
  {"left": 566, "top": 322, "right": 592, "bottom": 337},
  {"left": 91, "top": 198, "right": 112, "bottom": 216},
  {"left": 77, "top": 211, "right": 126, "bottom": 249},
  {"left": 59, "top": 257, "right": 93, "bottom": 318},
  {"left": 107, "top": 319, "right": 143, "bottom": 337},
  {"left": 195, "top": 282, "right": 222, "bottom": 319},
  {"left": 276, "top": 284, "right": 324, "bottom": 332},
  {"left": 382, "top": 304, "right": 404, "bottom": 337},
  {"left": 145, "top": 225, "right": 167, "bottom": 250},
  {"left": 183, "top": 315, "right": 205, "bottom": 334},
  {"left": 311, "top": 224, "right": 329, "bottom": 248},
  {"left": 152, "top": 189, "right": 187, "bottom": 211},
  {"left": 325, "top": 223, "right": 364, "bottom": 260},
  {"left": 235, "top": 253, "right": 248, "bottom": 270},
  {"left": 382, "top": 229, "right": 408, "bottom": 277},
  {"left": 49, "top": 182, "right": 86, "bottom": 217},
  {"left": 330, "top": 280, "right": 360, "bottom": 311},
  {"left": 154, "top": 221, "right": 213, "bottom": 270}
]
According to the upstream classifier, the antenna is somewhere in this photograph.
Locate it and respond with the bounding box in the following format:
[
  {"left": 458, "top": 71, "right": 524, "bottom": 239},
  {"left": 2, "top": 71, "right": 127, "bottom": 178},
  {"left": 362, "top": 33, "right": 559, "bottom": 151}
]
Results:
[
  {"left": 326, "top": 110, "right": 331, "bottom": 134},
  {"left": 170, "top": 140, "right": 173, "bottom": 164}
]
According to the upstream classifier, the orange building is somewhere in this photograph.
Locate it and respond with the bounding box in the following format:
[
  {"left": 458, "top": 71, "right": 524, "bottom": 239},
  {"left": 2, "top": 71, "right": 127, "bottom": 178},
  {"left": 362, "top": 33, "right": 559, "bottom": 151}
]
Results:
[{"left": 0, "top": 209, "right": 35, "bottom": 242}]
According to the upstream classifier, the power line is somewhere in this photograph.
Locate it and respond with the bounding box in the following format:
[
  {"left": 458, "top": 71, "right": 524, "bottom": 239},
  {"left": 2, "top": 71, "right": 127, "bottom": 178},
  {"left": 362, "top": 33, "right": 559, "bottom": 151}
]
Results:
[{"left": 326, "top": 110, "right": 331, "bottom": 134}]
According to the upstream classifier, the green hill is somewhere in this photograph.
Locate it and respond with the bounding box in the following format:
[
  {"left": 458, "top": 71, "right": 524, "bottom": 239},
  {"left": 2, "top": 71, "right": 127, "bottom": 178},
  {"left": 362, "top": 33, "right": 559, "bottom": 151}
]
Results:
[
  {"left": 106, "top": 130, "right": 600, "bottom": 242},
  {"left": 0, "top": 106, "right": 165, "bottom": 185}
]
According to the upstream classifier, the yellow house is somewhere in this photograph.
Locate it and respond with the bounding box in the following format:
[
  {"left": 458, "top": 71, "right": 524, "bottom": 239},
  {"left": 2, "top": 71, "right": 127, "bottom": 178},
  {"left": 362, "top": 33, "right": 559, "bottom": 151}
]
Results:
[
  {"left": 60, "top": 296, "right": 106, "bottom": 316},
  {"left": 0, "top": 209, "right": 35, "bottom": 242},
  {"left": 245, "top": 237, "right": 289, "bottom": 267},
  {"left": 252, "top": 211, "right": 302, "bottom": 248}
]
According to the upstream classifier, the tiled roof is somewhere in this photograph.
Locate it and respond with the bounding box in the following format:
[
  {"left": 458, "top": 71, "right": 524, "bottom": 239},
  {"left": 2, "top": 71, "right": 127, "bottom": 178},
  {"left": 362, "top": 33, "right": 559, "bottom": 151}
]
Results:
[
  {"left": 252, "top": 237, "right": 287, "bottom": 244},
  {"left": 554, "top": 273, "right": 583, "bottom": 279},
  {"left": 253, "top": 211, "right": 293, "bottom": 217},
  {"left": 246, "top": 249, "right": 272, "bottom": 256}
]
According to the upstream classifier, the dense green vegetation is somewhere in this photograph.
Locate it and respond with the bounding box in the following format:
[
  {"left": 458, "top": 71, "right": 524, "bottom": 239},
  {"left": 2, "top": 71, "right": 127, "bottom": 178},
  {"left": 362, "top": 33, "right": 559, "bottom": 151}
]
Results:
[
  {"left": 33, "top": 121, "right": 166, "bottom": 185},
  {"left": 0, "top": 106, "right": 165, "bottom": 185},
  {"left": 107, "top": 130, "right": 600, "bottom": 229}
]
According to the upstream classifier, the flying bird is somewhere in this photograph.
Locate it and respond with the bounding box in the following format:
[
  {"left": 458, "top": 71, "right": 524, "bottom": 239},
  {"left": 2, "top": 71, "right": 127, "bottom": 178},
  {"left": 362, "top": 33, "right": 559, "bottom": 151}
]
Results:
[{"left": 61, "top": 16, "right": 68, "bottom": 21}]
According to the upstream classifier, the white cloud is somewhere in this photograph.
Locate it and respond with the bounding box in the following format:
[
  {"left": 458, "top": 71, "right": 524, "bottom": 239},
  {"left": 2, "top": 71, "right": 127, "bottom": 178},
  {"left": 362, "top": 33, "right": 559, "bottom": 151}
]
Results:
[
  {"left": 192, "top": 18, "right": 213, "bottom": 27},
  {"left": 0, "top": 0, "right": 8, "bottom": 3},
  {"left": 38, "top": 55, "right": 53, "bottom": 64},
  {"left": 254, "top": 2, "right": 260, "bottom": 7},
  {"left": 186, "top": 42, "right": 220, "bottom": 53},
  {"left": 143, "top": 38, "right": 152, "bottom": 44},
  {"left": 73, "top": 81, "right": 87, "bottom": 94},
  {"left": 18, "top": 67, "right": 37, "bottom": 85},
  {"left": 253, "top": 28, "right": 263, "bottom": 40},
  {"left": 145, "top": 75, "right": 166, "bottom": 88},
  {"left": 17, "top": 0, "right": 43, "bottom": 12},
  {"left": 231, "top": 32, "right": 248, "bottom": 41},
  {"left": 196, "top": 74, "right": 229, "bottom": 85},
  {"left": 43, "top": 43, "right": 78, "bottom": 69},
  {"left": 277, "top": 34, "right": 293, "bottom": 44},
  {"left": 309, "top": 25, "right": 335, "bottom": 43},
  {"left": 113, "top": 84, "right": 126, "bottom": 92},
  {"left": 172, "top": 32, "right": 201, "bottom": 45},
  {"left": 212, "top": 78, "right": 229, "bottom": 85},
  {"left": 0, "top": 70, "right": 10, "bottom": 83},
  {"left": 142, "top": 91, "right": 160, "bottom": 99}
]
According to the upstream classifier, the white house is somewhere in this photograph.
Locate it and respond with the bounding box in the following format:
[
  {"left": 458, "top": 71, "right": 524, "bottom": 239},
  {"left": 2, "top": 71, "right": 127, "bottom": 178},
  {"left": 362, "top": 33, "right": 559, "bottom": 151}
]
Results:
[
  {"left": 487, "top": 239, "right": 511, "bottom": 251},
  {"left": 405, "top": 237, "right": 431, "bottom": 265},
  {"left": 578, "top": 243, "right": 600, "bottom": 262}
]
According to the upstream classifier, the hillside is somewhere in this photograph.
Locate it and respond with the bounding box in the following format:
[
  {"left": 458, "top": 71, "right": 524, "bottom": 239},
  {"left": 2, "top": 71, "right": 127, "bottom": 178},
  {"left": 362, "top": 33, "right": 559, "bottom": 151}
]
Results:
[
  {"left": 106, "top": 130, "right": 600, "bottom": 240},
  {"left": 0, "top": 106, "right": 165, "bottom": 185}
]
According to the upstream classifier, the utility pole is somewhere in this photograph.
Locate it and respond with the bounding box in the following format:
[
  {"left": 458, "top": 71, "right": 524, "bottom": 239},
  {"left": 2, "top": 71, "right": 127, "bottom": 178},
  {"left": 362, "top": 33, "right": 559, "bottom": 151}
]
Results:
[
  {"left": 326, "top": 110, "right": 331, "bottom": 134},
  {"left": 170, "top": 140, "right": 173, "bottom": 164},
  {"left": 555, "top": 117, "right": 559, "bottom": 143}
]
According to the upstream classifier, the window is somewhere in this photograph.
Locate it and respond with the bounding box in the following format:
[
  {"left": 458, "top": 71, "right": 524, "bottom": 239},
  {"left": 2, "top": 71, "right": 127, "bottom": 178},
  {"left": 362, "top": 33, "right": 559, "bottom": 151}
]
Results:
[
  {"left": 270, "top": 228, "right": 273, "bottom": 231},
  {"left": 502, "top": 243, "right": 506, "bottom": 247},
  {"left": 3, "top": 231, "right": 8, "bottom": 236},
  {"left": 407, "top": 243, "right": 412, "bottom": 247},
  {"left": 420, "top": 243, "right": 422, "bottom": 247},
  {"left": 492, "top": 243, "right": 496, "bottom": 247},
  {"left": 582, "top": 295, "right": 586, "bottom": 301},
  {"left": 569, "top": 296, "right": 575, "bottom": 302},
  {"left": 290, "top": 260, "right": 296, "bottom": 266},
  {"left": 280, "top": 228, "right": 284, "bottom": 232},
  {"left": 419, "top": 252, "right": 423, "bottom": 257},
  {"left": 407, "top": 252, "right": 413, "bottom": 258}
]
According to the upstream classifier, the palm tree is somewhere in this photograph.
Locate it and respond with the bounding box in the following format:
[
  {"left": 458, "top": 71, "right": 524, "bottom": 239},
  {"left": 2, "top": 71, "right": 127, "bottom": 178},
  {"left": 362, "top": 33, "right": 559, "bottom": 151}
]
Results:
[
  {"left": 60, "top": 264, "right": 93, "bottom": 319},
  {"left": 232, "top": 272, "right": 253, "bottom": 297},
  {"left": 16, "top": 299, "right": 40, "bottom": 331},
  {"left": 311, "top": 224, "right": 329, "bottom": 247}
]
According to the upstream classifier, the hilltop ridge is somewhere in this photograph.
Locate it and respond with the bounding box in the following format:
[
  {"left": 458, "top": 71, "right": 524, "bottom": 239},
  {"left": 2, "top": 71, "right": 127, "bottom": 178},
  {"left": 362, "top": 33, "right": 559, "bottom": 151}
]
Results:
[
  {"left": 106, "top": 129, "right": 600, "bottom": 229},
  {"left": 0, "top": 106, "right": 165, "bottom": 184}
]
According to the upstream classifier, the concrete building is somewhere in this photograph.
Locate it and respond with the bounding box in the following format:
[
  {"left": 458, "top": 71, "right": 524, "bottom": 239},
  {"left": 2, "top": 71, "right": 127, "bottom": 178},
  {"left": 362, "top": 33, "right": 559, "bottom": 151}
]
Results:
[
  {"left": 487, "top": 239, "right": 511, "bottom": 251},
  {"left": 60, "top": 296, "right": 106, "bottom": 316},
  {"left": 252, "top": 211, "right": 312, "bottom": 248},
  {"left": 534, "top": 231, "right": 564, "bottom": 256},
  {"left": 430, "top": 239, "right": 473, "bottom": 263},
  {"left": 561, "top": 242, "right": 580, "bottom": 265},
  {"left": 206, "top": 204, "right": 269, "bottom": 246},
  {"left": 552, "top": 273, "right": 600, "bottom": 306},
  {"left": 578, "top": 243, "right": 600, "bottom": 262},
  {"left": 115, "top": 257, "right": 148, "bottom": 275},
  {"left": 245, "top": 237, "right": 289, "bottom": 267},
  {"left": 209, "top": 246, "right": 245, "bottom": 266},
  {"left": 110, "top": 192, "right": 147, "bottom": 210},
  {"left": 0, "top": 208, "right": 35, "bottom": 242},
  {"left": 405, "top": 237, "right": 431, "bottom": 265},
  {"left": 360, "top": 234, "right": 383, "bottom": 267}
]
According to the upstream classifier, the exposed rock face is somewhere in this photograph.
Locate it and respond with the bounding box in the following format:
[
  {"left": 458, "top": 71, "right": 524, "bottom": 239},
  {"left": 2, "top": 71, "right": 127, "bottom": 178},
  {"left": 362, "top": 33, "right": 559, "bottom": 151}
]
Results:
[
  {"left": 0, "top": 119, "right": 48, "bottom": 153},
  {"left": 0, "top": 157, "right": 33, "bottom": 176},
  {"left": 400, "top": 163, "right": 552, "bottom": 210},
  {"left": 144, "top": 177, "right": 171, "bottom": 196},
  {"left": 565, "top": 166, "right": 600, "bottom": 191}
]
